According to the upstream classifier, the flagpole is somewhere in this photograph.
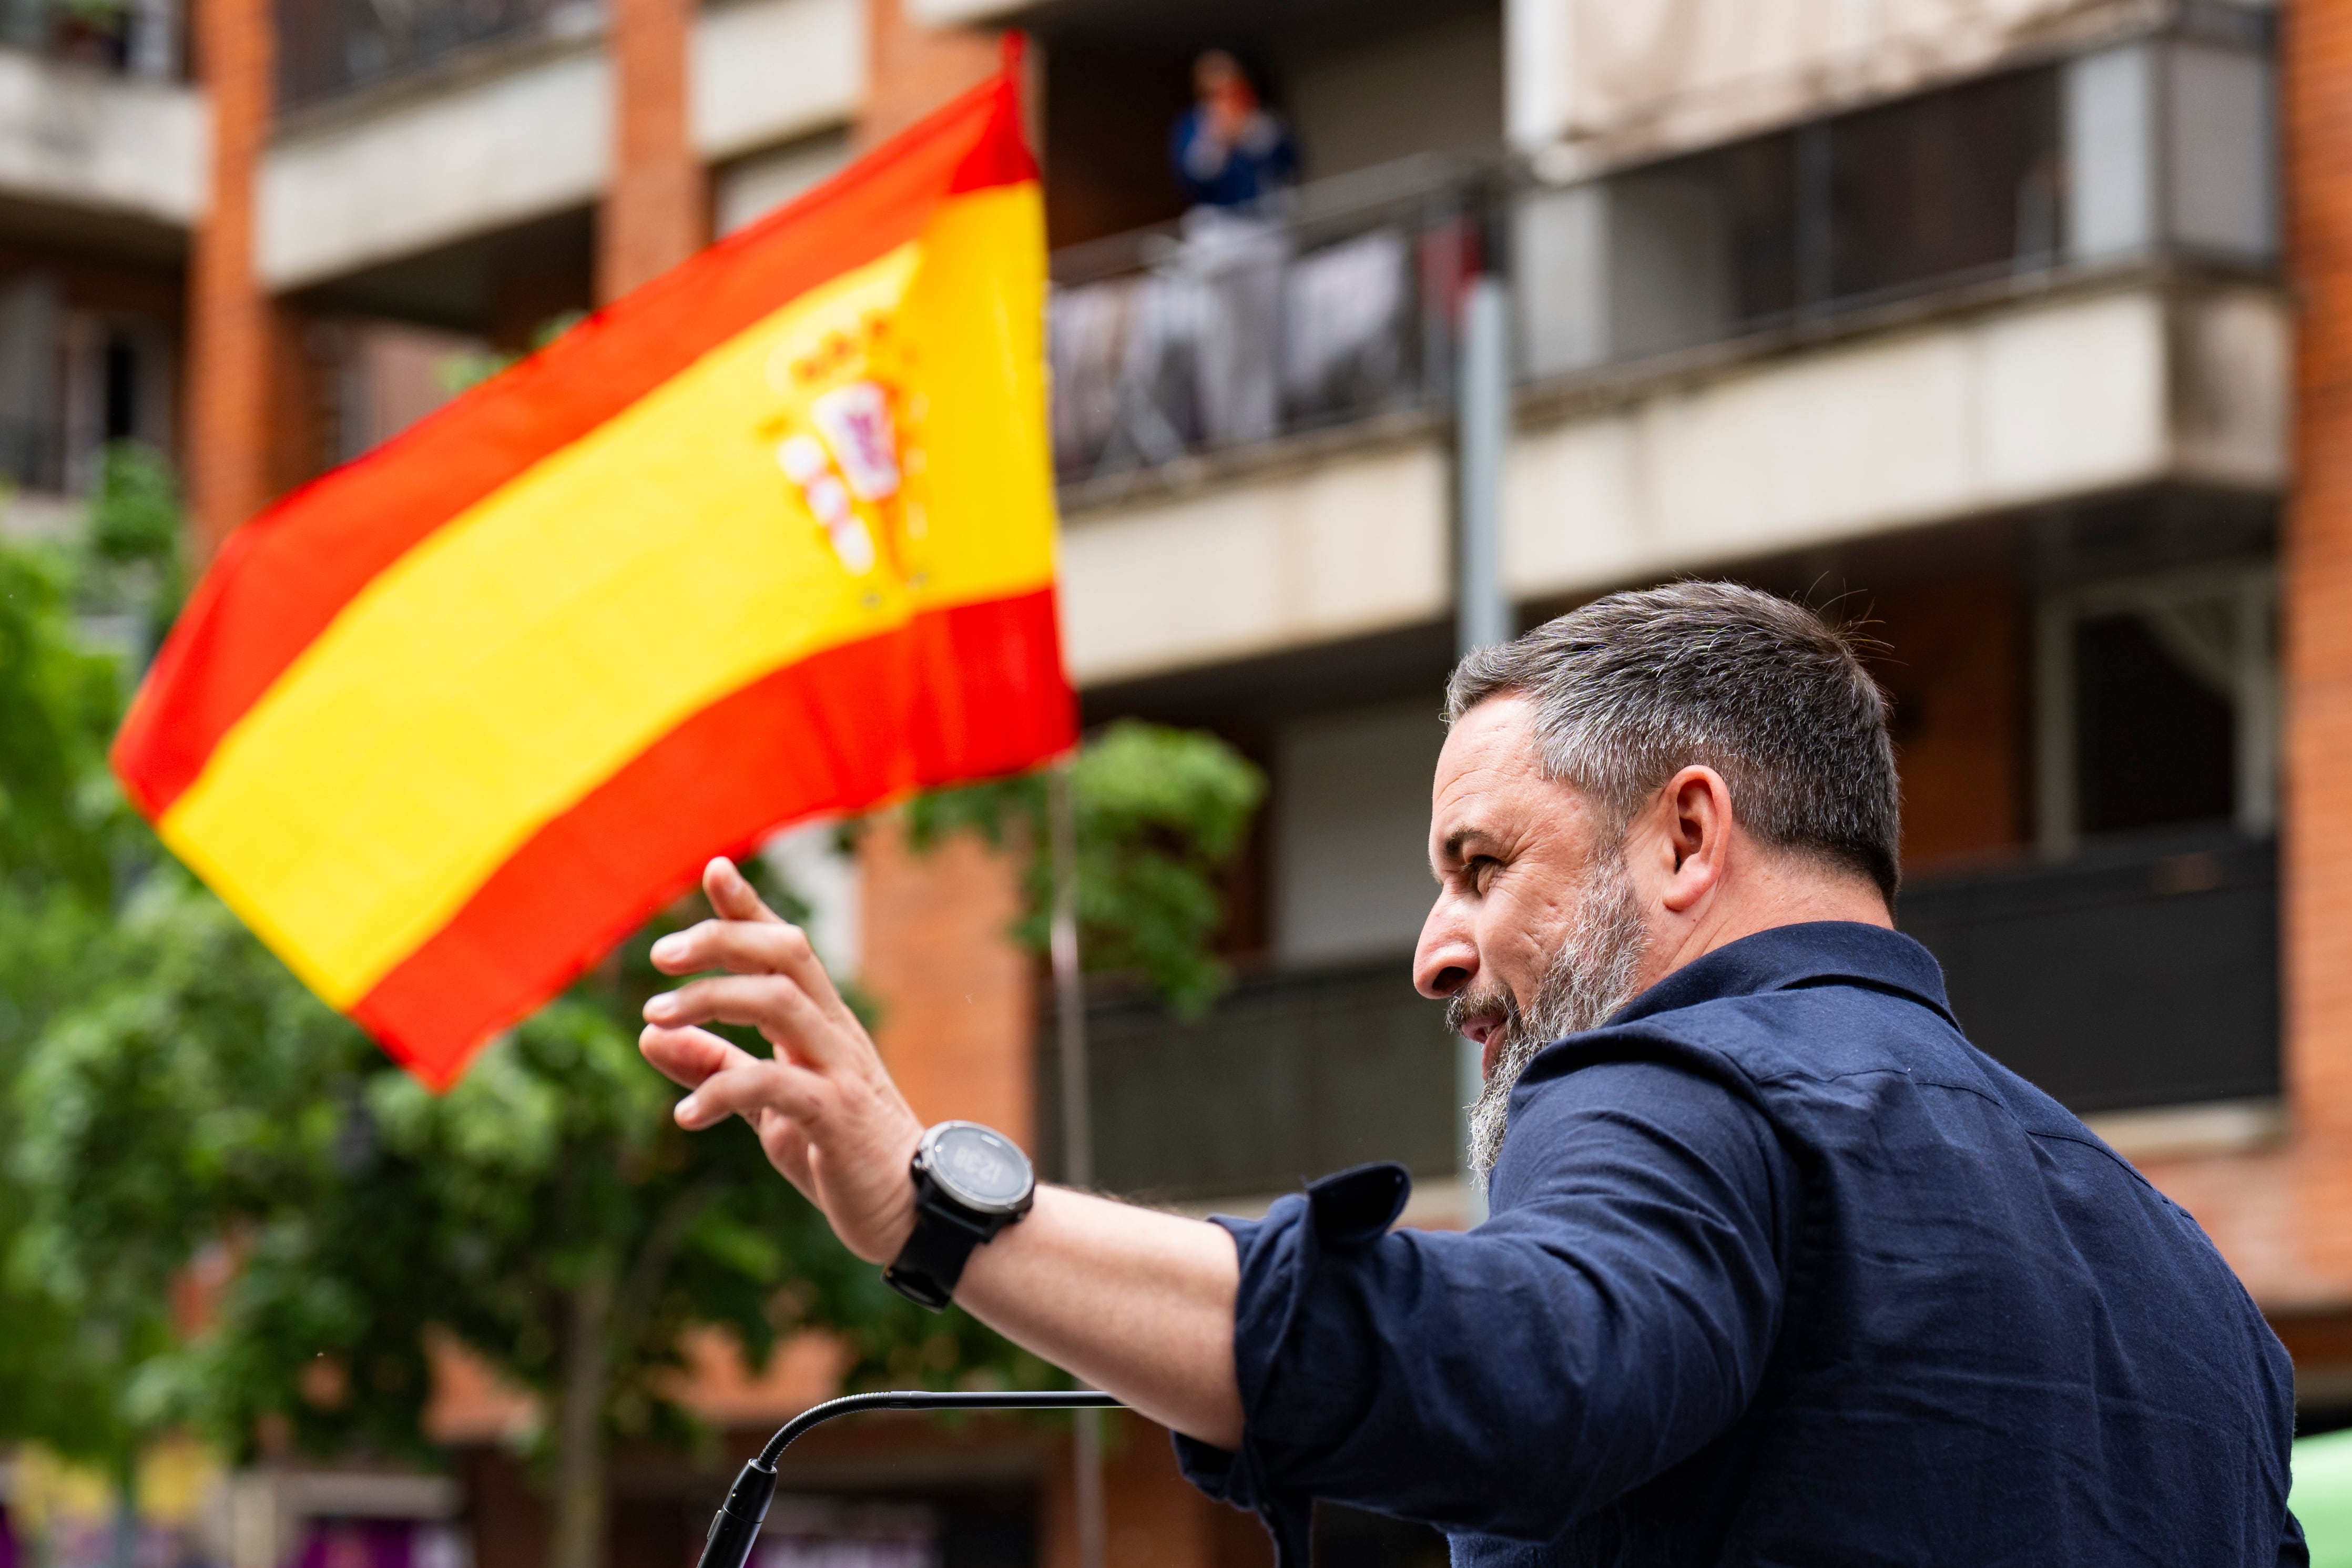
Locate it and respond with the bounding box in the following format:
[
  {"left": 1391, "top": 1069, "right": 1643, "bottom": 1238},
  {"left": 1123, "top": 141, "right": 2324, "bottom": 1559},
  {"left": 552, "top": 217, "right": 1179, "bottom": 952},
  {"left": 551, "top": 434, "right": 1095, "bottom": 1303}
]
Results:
[{"left": 1048, "top": 760, "right": 1106, "bottom": 1568}]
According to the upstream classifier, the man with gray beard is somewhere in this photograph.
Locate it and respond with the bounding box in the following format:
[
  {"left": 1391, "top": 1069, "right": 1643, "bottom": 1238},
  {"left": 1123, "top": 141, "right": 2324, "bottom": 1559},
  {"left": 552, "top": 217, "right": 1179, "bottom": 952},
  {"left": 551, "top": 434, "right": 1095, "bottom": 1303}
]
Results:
[
  {"left": 642, "top": 582, "right": 2300, "bottom": 1566},
  {"left": 1453, "top": 838, "right": 1647, "bottom": 1180}
]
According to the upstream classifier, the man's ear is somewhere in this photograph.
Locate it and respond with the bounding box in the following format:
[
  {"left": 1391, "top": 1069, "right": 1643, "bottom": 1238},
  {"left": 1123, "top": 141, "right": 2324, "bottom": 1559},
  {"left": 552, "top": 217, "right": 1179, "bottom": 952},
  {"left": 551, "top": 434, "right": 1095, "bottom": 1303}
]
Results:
[{"left": 1658, "top": 766, "right": 1736, "bottom": 914}]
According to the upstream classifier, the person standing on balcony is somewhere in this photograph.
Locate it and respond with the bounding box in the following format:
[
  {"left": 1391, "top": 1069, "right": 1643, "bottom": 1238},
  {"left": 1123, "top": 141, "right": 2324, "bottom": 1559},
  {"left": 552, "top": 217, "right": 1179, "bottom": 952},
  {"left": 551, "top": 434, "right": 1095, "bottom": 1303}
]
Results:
[
  {"left": 1170, "top": 49, "right": 1298, "bottom": 212},
  {"left": 641, "top": 582, "right": 2301, "bottom": 1566},
  {"left": 1166, "top": 49, "right": 1297, "bottom": 452}
]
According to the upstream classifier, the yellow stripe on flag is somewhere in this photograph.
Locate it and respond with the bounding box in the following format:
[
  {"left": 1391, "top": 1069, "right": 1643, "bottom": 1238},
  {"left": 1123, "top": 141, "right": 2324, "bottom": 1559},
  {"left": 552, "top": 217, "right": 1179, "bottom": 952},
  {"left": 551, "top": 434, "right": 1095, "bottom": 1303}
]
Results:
[{"left": 161, "top": 184, "right": 1053, "bottom": 1007}]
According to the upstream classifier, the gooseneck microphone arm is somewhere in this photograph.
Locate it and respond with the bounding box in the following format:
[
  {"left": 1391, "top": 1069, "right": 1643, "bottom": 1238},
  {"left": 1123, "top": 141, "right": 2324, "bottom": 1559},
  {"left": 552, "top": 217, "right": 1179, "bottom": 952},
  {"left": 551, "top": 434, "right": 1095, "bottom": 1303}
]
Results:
[{"left": 695, "top": 1389, "right": 1126, "bottom": 1568}]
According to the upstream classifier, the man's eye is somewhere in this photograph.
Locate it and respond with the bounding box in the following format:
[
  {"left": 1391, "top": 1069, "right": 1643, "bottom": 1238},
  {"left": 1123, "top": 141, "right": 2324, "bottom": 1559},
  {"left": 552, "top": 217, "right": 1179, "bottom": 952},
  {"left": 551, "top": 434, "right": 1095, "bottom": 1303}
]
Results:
[{"left": 1467, "top": 857, "right": 1498, "bottom": 894}]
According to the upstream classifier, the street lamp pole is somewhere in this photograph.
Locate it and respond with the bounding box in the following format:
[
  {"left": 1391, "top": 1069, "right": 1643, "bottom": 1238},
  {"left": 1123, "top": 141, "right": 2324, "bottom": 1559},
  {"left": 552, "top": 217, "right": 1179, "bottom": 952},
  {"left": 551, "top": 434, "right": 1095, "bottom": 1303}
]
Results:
[
  {"left": 1454, "top": 269, "right": 1512, "bottom": 1225},
  {"left": 1048, "top": 761, "right": 1108, "bottom": 1568}
]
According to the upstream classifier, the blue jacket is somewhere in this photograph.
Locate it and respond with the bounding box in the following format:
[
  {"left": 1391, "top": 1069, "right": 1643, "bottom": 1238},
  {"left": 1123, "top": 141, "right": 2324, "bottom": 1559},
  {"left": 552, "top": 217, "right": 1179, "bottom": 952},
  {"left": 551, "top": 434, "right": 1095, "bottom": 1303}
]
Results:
[
  {"left": 1176, "top": 922, "right": 2302, "bottom": 1565},
  {"left": 1169, "top": 106, "right": 1299, "bottom": 209}
]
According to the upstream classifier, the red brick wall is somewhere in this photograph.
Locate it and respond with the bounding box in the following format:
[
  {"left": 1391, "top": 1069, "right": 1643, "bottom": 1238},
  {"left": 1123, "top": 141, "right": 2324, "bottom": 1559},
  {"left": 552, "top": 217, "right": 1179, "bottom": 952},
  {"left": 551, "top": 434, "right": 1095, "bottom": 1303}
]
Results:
[
  {"left": 2286, "top": 0, "right": 2352, "bottom": 1147},
  {"left": 857, "top": 0, "right": 1003, "bottom": 150},
  {"left": 858, "top": 814, "right": 1037, "bottom": 1149},
  {"left": 2133, "top": 0, "right": 2352, "bottom": 1347},
  {"left": 1860, "top": 572, "right": 2029, "bottom": 874},
  {"left": 185, "top": 0, "right": 277, "bottom": 553},
  {"left": 599, "top": 0, "right": 704, "bottom": 302},
  {"left": 1036, "top": 1412, "right": 1266, "bottom": 1568}
]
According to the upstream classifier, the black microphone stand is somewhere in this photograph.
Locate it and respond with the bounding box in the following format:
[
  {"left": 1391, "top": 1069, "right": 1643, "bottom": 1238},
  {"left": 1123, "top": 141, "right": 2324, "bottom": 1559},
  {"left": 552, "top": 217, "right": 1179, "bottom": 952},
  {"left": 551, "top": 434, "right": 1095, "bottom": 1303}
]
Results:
[{"left": 695, "top": 1388, "right": 1125, "bottom": 1568}]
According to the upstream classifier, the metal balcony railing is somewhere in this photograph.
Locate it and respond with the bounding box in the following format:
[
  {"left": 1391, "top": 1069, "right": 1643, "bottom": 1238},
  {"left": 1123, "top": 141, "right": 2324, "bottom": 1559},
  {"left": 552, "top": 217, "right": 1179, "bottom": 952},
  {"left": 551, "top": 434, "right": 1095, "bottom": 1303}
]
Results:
[
  {"left": 1043, "top": 830, "right": 2276, "bottom": 1204},
  {"left": 0, "top": 0, "right": 179, "bottom": 77},
  {"left": 1046, "top": 46, "right": 2276, "bottom": 491},
  {"left": 1042, "top": 131, "right": 2070, "bottom": 491},
  {"left": 1899, "top": 828, "right": 2279, "bottom": 1114},
  {"left": 1039, "top": 956, "right": 1459, "bottom": 1203},
  {"left": 1048, "top": 157, "right": 1489, "bottom": 492},
  {"left": 274, "top": 0, "right": 593, "bottom": 110}
]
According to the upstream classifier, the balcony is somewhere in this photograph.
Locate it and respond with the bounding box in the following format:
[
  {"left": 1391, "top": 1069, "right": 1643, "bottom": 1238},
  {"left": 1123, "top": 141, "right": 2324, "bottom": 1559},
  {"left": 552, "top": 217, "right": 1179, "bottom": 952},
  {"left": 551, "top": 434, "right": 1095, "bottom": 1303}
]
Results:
[
  {"left": 258, "top": 0, "right": 858, "bottom": 302},
  {"left": 0, "top": 0, "right": 178, "bottom": 77},
  {"left": 1048, "top": 831, "right": 2276, "bottom": 1205},
  {"left": 1050, "top": 29, "right": 2284, "bottom": 695},
  {"left": 1049, "top": 158, "right": 1482, "bottom": 495},
  {"left": 1047, "top": 30, "right": 2277, "bottom": 496},
  {"left": 0, "top": 0, "right": 202, "bottom": 235},
  {"left": 1041, "top": 957, "right": 1458, "bottom": 1204},
  {"left": 1902, "top": 830, "right": 2279, "bottom": 1114},
  {"left": 274, "top": 0, "right": 596, "bottom": 111}
]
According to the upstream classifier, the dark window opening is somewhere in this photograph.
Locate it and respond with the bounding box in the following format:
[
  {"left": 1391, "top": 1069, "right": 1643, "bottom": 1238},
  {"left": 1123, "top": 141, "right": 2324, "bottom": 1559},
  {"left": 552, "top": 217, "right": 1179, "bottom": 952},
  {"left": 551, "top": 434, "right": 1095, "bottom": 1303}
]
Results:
[
  {"left": 102, "top": 333, "right": 141, "bottom": 443},
  {"left": 2075, "top": 612, "right": 2237, "bottom": 836}
]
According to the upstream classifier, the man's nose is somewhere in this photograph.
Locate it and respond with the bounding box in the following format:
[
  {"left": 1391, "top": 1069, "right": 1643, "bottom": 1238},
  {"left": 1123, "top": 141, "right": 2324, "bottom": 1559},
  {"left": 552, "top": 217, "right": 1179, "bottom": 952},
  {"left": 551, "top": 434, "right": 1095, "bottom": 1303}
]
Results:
[{"left": 1414, "top": 896, "right": 1477, "bottom": 1000}]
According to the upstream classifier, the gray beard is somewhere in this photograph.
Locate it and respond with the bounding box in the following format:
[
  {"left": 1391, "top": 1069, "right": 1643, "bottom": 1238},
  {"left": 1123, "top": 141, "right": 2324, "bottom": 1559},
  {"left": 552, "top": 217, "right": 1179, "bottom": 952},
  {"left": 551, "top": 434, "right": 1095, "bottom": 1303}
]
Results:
[{"left": 1453, "top": 848, "right": 1648, "bottom": 1189}]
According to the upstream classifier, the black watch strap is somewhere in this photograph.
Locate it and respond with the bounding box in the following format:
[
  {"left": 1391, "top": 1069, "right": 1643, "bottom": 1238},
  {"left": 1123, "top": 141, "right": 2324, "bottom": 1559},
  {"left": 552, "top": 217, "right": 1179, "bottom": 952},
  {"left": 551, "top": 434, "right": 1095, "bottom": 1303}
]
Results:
[{"left": 883, "top": 1174, "right": 999, "bottom": 1311}]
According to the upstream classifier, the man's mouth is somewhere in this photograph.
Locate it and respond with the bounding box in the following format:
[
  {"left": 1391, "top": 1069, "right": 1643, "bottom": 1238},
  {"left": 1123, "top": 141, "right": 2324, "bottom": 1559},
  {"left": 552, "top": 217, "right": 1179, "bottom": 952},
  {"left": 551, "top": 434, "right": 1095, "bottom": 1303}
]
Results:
[{"left": 1458, "top": 1016, "right": 1505, "bottom": 1082}]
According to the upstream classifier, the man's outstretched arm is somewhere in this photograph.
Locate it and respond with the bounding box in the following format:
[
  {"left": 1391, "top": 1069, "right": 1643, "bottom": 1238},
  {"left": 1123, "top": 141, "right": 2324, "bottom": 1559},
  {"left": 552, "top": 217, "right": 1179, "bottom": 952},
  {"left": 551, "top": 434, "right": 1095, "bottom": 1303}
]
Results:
[{"left": 637, "top": 856, "right": 1246, "bottom": 1448}]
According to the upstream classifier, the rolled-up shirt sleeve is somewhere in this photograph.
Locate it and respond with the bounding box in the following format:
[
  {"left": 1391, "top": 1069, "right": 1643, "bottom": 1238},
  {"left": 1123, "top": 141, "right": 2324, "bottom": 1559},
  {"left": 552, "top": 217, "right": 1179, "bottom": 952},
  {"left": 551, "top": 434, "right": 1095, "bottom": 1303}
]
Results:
[{"left": 1174, "top": 1057, "right": 1796, "bottom": 1559}]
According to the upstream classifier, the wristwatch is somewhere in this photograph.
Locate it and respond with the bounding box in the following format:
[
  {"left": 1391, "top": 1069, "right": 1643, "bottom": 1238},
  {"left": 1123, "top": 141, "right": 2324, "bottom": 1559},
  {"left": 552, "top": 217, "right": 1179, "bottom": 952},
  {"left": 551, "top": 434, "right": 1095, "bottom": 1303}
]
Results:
[{"left": 883, "top": 1121, "right": 1036, "bottom": 1310}]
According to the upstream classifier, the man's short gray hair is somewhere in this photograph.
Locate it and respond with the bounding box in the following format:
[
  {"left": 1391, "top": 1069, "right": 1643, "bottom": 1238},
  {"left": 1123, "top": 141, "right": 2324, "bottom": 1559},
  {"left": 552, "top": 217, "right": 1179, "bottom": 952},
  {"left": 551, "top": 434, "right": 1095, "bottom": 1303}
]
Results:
[{"left": 1446, "top": 581, "right": 1901, "bottom": 902}]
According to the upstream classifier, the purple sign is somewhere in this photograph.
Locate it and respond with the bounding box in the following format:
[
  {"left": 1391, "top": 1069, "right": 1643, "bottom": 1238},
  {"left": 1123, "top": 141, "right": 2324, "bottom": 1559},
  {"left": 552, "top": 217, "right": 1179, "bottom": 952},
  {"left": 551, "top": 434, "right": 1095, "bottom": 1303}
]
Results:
[{"left": 288, "top": 1520, "right": 416, "bottom": 1568}]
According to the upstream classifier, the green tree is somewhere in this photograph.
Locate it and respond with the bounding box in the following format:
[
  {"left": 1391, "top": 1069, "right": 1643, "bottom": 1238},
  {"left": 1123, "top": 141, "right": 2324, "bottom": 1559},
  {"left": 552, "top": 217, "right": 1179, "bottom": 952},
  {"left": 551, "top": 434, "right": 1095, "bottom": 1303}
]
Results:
[
  {"left": 0, "top": 459, "right": 1266, "bottom": 1568},
  {"left": 910, "top": 719, "right": 1267, "bottom": 1014},
  {"left": 80, "top": 442, "right": 190, "bottom": 650},
  {"left": 12, "top": 870, "right": 1051, "bottom": 1568},
  {"left": 0, "top": 475, "right": 176, "bottom": 1561},
  {"left": 0, "top": 533, "right": 125, "bottom": 902}
]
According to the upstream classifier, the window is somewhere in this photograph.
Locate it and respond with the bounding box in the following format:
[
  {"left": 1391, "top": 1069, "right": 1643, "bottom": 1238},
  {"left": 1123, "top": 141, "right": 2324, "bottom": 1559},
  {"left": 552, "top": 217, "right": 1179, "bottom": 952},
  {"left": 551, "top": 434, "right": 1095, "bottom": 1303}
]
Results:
[
  {"left": 2073, "top": 610, "right": 2237, "bottom": 834},
  {"left": 1825, "top": 68, "right": 2062, "bottom": 302},
  {"left": 2035, "top": 563, "right": 2276, "bottom": 854},
  {"left": 1896, "top": 561, "right": 2282, "bottom": 1116},
  {"left": 1518, "top": 67, "right": 2065, "bottom": 378}
]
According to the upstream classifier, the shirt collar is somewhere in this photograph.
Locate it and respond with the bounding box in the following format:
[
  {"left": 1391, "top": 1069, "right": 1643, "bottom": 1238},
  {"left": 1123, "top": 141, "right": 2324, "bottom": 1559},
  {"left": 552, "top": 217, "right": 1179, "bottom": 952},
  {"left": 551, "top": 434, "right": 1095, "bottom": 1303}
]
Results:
[{"left": 1607, "top": 920, "right": 1959, "bottom": 1031}]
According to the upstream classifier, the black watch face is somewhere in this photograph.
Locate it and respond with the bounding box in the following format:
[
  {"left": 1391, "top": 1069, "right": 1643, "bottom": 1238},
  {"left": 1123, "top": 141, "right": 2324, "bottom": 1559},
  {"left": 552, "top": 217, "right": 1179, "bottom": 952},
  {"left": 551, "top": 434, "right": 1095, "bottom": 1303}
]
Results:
[{"left": 925, "top": 1123, "right": 1033, "bottom": 1214}]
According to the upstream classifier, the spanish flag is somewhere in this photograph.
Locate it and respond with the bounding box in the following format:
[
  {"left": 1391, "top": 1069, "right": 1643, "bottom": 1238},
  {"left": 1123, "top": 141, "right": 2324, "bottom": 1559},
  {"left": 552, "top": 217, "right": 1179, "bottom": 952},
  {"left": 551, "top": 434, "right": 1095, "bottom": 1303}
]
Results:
[{"left": 111, "top": 56, "right": 1072, "bottom": 1089}]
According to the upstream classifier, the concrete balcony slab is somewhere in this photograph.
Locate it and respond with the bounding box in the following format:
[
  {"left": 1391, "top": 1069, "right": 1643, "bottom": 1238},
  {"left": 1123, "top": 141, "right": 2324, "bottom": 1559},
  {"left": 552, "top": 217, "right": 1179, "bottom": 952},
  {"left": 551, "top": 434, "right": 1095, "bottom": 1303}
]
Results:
[
  {"left": 258, "top": 0, "right": 859, "bottom": 292},
  {"left": 1058, "top": 271, "right": 2286, "bottom": 690},
  {"left": 0, "top": 48, "right": 205, "bottom": 227}
]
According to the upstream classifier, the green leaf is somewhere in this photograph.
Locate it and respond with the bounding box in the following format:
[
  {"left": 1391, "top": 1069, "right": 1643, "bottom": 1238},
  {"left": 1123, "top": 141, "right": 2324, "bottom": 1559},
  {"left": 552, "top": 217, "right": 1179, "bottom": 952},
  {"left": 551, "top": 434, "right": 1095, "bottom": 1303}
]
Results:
[{"left": 911, "top": 720, "right": 1266, "bottom": 1014}]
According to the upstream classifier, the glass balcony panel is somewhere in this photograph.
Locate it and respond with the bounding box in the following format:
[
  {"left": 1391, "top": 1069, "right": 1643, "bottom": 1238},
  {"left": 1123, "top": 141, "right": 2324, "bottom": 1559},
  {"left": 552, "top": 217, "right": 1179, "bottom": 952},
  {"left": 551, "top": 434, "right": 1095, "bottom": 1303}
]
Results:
[{"left": 1826, "top": 67, "right": 2063, "bottom": 301}]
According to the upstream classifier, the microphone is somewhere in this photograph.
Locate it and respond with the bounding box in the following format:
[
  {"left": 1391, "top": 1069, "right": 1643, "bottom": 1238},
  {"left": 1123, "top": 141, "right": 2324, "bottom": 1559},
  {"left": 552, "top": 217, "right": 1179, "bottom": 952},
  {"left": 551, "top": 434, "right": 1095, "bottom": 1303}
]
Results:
[{"left": 694, "top": 1388, "right": 1124, "bottom": 1568}]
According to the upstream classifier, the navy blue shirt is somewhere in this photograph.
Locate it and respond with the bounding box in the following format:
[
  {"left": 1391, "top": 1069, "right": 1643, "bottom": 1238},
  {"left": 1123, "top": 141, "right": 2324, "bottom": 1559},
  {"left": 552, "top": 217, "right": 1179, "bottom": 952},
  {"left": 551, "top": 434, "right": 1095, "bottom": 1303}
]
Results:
[
  {"left": 1169, "top": 106, "right": 1299, "bottom": 209},
  {"left": 1176, "top": 922, "right": 2302, "bottom": 1565}
]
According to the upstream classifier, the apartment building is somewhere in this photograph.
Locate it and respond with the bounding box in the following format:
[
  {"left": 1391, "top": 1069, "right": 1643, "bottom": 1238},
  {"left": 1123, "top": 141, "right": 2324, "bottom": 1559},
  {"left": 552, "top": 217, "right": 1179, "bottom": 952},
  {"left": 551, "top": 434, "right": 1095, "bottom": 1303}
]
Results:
[
  {"left": 2, "top": 0, "right": 2342, "bottom": 1562},
  {"left": 0, "top": 0, "right": 191, "bottom": 525}
]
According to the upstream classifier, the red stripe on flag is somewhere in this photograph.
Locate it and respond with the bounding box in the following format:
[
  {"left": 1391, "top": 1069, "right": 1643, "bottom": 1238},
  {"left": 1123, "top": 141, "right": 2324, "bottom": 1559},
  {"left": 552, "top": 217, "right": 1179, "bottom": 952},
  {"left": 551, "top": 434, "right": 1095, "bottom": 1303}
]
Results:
[
  {"left": 115, "top": 66, "right": 1035, "bottom": 824},
  {"left": 350, "top": 588, "right": 1073, "bottom": 1089}
]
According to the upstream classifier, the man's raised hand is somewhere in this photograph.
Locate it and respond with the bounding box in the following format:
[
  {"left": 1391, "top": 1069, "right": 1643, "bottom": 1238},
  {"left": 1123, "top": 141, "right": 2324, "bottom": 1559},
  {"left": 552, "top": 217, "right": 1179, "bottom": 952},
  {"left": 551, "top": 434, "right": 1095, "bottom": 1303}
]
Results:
[{"left": 638, "top": 856, "right": 925, "bottom": 1263}]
